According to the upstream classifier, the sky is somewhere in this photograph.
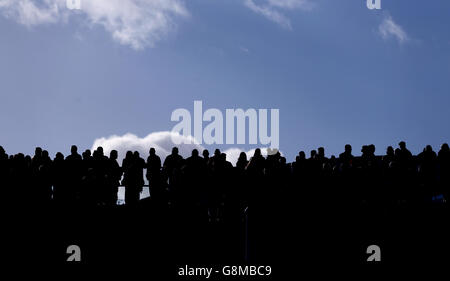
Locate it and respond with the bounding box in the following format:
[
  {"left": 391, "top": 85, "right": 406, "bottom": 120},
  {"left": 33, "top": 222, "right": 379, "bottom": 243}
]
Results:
[{"left": 0, "top": 0, "right": 449, "bottom": 163}]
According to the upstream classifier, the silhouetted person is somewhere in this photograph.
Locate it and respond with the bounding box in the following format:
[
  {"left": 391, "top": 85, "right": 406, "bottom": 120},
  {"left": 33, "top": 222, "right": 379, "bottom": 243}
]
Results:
[
  {"left": 183, "top": 149, "right": 207, "bottom": 208},
  {"left": 0, "top": 146, "right": 11, "bottom": 204},
  {"left": 246, "top": 148, "right": 266, "bottom": 207},
  {"left": 31, "top": 147, "right": 43, "bottom": 174},
  {"left": 36, "top": 150, "right": 53, "bottom": 203},
  {"left": 418, "top": 145, "right": 438, "bottom": 197},
  {"left": 0, "top": 146, "right": 9, "bottom": 191},
  {"left": 292, "top": 151, "right": 306, "bottom": 176},
  {"left": 65, "top": 145, "right": 83, "bottom": 203},
  {"left": 339, "top": 144, "right": 354, "bottom": 169},
  {"left": 337, "top": 144, "right": 356, "bottom": 205},
  {"left": 246, "top": 148, "right": 265, "bottom": 176},
  {"left": 202, "top": 149, "right": 210, "bottom": 165},
  {"left": 82, "top": 149, "right": 94, "bottom": 174},
  {"left": 307, "top": 149, "right": 320, "bottom": 180},
  {"left": 438, "top": 143, "right": 450, "bottom": 199},
  {"left": 107, "top": 150, "right": 122, "bottom": 206},
  {"left": 236, "top": 152, "right": 248, "bottom": 171},
  {"left": 208, "top": 149, "right": 222, "bottom": 168},
  {"left": 163, "top": 147, "right": 184, "bottom": 203},
  {"left": 317, "top": 147, "right": 328, "bottom": 166},
  {"left": 66, "top": 145, "right": 82, "bottom": 161},
  {"left": 397, "top": 141, "right": 413, "bottom": 169},
  {"left": 383, "top": 146, "right": 395, "bottom": 168},
  {"left": 51, "top": 152, "right": 65, "bottom": 203},
  {"left": 146, "top": 148, "right": 162, "bottom": 202},
  {"left": 122, "top": 151, "right": 145, "bottom": 206},
  {"left": 0, "top": 146, "right": 7, "bottom": 159}
]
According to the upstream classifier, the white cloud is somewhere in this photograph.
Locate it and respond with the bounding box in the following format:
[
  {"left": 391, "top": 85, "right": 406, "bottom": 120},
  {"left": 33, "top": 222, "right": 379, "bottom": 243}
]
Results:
[
  {"left": 0, "top": 0, "right": 189, "bottom": 49},
  {"left": 0, "top": 0, "right": 61, "bottom": 26},
  {"left": 93, "top": 132, "right": 280, "bottom": 202},
  {"left": 244, "top": 0, "right": 313, "bottom": 29},
  {"left": 379, "top": 15, "right": 409, "bottom": 44},
  {"left": 0, "top": 0, "right": 316, "bottom": 47},
  {"left": 91, "top": 131, "right": 278, "bottom": 166},
  {"left": 92, "top": 131, "right": 202, "bottom": 163}
]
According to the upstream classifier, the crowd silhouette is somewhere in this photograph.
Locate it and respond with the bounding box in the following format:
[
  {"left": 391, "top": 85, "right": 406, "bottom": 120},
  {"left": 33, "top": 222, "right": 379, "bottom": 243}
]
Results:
[
  {"left": 1, "top": 142, "right": 450, "bottom": 265},
  {"left": 1, "top": 141, "right": 449, "bottom": 210}
]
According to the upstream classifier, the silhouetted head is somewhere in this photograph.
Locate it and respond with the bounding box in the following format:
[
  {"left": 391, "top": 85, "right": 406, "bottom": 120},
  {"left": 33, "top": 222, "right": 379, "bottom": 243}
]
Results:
[
  {"left": 42, "top": 150, "right": 49, "bottom": 158},
  {"left": 425, "top": 145, "right": 433, "bottom": 152},
  {"left": 55, "top": 152, "right": 64, "bottom": 161},
  {"left": 125, "top": 151, "right": 133, "bottom": 159},
  {"left": 345, "top": 144, "right": 352, "bottom": 153},
  {"left": 361, "top": 145, "right": 368, "bottom": 154},
  {"left": 110, "top": 150, "right": 118, "bottom": 160},
  {"left": 318, "top": 147, "right": 325, "bottom": 157},
  {"left": 71, "top": 145, "right": 78, "bottom": 155},
  {"left": 192, "top": 149, "right": 199, "bottom": 157},
  {"left": 35, "top": 147, "right": 42, "bottom": 157},
  {"left": 214, "top": 149, "right": 221, "bottom": 157},
  {"left": 239, "top": 152, "right": 247, "bottom": 161},
  {"left": 299, "top": 151, "right": 305, "bottom": 160},
  {"left": 0, "top": 146, "right": 4, "bottom": 154},
  {"left": 220, "top": 153, "right": 226, "bottom": 161},
  {"left": 172, "top": 147, "right": 179, "bottom": 155},
  {"left": 97, "top": 146, "right": 104, "bottom": 156},
  {"left": 441, "top": 143, "right": 449, "bottom": 152},
  {"left": 369, "top": 144, "right": 375, "bottom": 154},
  {"left": 133, "top": 151, "right": 140, "bottom": 158},
  {"left": 386, "top": 146, "right": 394, "bottom": 156},
  {"left": 202, "top": 149, "right": 209, "bottom": 158},
  {"left": 84, "top": 149, "right": 91, "bottom": 157},
  {"left": 310, "top": 150, "right": 317, "bottom": 158},
  {"left": 399, "top": 141, "right": 406, "bottom": 149},
  {"left": 254, "top": 148, "right": 261, "bottom": 157},
  {"left": 149, "top": 147, "right": 156, "bottom": 156}
]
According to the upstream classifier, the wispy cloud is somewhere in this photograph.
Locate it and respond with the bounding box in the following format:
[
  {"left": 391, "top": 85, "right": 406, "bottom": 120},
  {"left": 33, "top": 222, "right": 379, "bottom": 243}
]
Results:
[
  {"left": 379, "top": 15, "right": 409, "bottom": 44},
  {"left": 244, "top": 0, "right": 313, "bottom": 30},
  {"left": 245, "top": 0, "right": 292, "bottom": 29},
  {"left": 267, "top": 0, "right": 313, "bottom": 9},
  {"left": 0, "top": 0, "right": 189, "bottom": 50}
]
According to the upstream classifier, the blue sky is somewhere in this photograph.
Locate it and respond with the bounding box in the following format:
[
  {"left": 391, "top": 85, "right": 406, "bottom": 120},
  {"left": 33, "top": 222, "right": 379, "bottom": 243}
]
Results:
[{"left": 0, "top": 0, "right": 449, "bottom": 161}]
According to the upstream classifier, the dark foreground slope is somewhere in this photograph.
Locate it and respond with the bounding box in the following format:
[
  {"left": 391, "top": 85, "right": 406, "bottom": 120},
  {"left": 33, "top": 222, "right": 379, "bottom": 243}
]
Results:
[{"left": 3, "top": 189, "right": 450, "bottom": 276}]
